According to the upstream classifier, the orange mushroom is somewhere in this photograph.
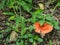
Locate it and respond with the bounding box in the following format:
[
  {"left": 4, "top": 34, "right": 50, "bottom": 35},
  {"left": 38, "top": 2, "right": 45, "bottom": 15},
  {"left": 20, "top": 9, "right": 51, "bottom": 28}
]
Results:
[{"left": 34, "top": 22, "right": 53, "bottom": 38}]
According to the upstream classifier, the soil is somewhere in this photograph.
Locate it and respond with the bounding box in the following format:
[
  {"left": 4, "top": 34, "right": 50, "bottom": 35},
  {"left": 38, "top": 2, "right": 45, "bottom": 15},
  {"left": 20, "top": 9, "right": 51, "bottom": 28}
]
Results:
[{"left": 0, "top": 0, "right": 60, "bottom": 45}]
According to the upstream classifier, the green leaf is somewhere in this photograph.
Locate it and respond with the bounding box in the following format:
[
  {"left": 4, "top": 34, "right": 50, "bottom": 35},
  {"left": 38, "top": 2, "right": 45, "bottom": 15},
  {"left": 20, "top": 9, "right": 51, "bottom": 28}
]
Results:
[
  {"left": 54, "top": 26, "right": 60, "bottom": 30},
  {"left": 53, "top": 21, "right": 60, "bottom": 30},
  {"left": 28, "top": 34, "right": 34, "bottom": 38},
  {"left": 53, "top": 21, "right": 58, "bottom": 26},
  {"left": 34, "top": 9, "right": 43, "bottom": 15},
  {"left": 57, "top": 2, "right": 60, "bottom": 6},
  {"left": 20, "top": 17, "right": 27, "bottom": 35},
  {"left": 8, "top": 15, "right": 15, "bottom": 20},
  {"left": 34, "top": 35, "right": 39, "bottom": 40},
  {"left": 22, "top": 34, "right": 28, "bottom": 38},
  {"left": 45, "top": 15, "right": 54, "bottom": 21},
  {"left": 37, "top": 15, "right": 44, "bottom": 19},
  {"left": 0, "top": 34, "right": 3, "bottom": 39},
  {"left": 37, "top": 38, "right": 43, "bottom": 42},
  {"left": 5, "top": 28, "right": 11, "bottom": 32},
  {"left": 16, "top": 41, "right": 20, "bottom": 45},
  {"left": 21, "top": 28, "right": 27, "bottom": 35},
  {"left": 15, "top": 15, "right": 20, "bottom": 31},
  {"left": 15, "top": 15, "right": 20, "bottom": 25},
  {"left": 29, "top": 38, "right": 34, "bottom": 43},
  {"left": 3, "top": 12, "right": 15, "bottom": 15},
  {"left": 30, "top": 9, "right": 43, "bottom": 23},
  {"left": 28, "top": 25, "right": 34, "bottom": 32},
  {"left": 16, "top": 40, "right": 24, "bottom": 45},
  {"left": 31, "top": 13, "right": 37, "bottom": 23},
  {"left": 39, "top": 20, "right": 45, "bottom": 25},
  {"left": 6, "top": 22, "right": 10, "bottom": 26},
  {"left": 21, "top": 1, "right": 32, "bottom": 12},
  {"left": 46, "top": 21, "right": 52, "bottom": 25},
  {"left": 20, "top": 40, "right": 24, "bottom": 45}
]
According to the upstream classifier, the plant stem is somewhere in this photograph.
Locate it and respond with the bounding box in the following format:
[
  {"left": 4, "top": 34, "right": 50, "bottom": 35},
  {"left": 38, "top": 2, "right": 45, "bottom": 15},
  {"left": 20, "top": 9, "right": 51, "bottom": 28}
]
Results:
[{"left": 13, "top": 7, "right": 18, "bottom": 15}]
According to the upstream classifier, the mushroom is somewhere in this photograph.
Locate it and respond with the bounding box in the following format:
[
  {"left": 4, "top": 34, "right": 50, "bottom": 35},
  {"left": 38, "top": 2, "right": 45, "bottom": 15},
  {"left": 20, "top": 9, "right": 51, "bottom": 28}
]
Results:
[{"left": 34, "top": 22, "right": 53, "bottom": 38}]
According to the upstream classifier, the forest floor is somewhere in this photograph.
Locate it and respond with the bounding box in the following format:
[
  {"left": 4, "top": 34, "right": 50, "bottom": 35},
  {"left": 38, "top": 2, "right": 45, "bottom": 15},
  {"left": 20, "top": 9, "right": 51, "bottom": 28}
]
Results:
[{"left": 0, "top": 0, "right": 60, "bottom": 45}]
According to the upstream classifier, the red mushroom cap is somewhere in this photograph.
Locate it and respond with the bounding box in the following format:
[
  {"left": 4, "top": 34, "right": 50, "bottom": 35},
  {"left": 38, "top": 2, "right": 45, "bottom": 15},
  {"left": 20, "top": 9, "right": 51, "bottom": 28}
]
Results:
[
  {"left": 34, "top": 22, "right": 41, "bottom": 33},
  {"left": 34, "top": 22, "right": 53, "bottom": 34}
]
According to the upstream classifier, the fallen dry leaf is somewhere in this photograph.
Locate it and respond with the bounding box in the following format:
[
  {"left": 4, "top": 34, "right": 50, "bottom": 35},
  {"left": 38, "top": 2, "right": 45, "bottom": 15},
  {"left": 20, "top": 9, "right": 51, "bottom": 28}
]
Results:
[
  {"left": 38, "top": 3, "right": 44, "bottom": 10},
  {"left": 10, "top": 31, "right": 18, "bottom": 42}
]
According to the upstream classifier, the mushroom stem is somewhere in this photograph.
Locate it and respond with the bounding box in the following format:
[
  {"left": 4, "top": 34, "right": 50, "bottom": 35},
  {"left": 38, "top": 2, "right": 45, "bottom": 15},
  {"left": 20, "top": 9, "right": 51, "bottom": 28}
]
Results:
[{"left": 40, "top": 33, "right": 45, "bottom": 38}]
